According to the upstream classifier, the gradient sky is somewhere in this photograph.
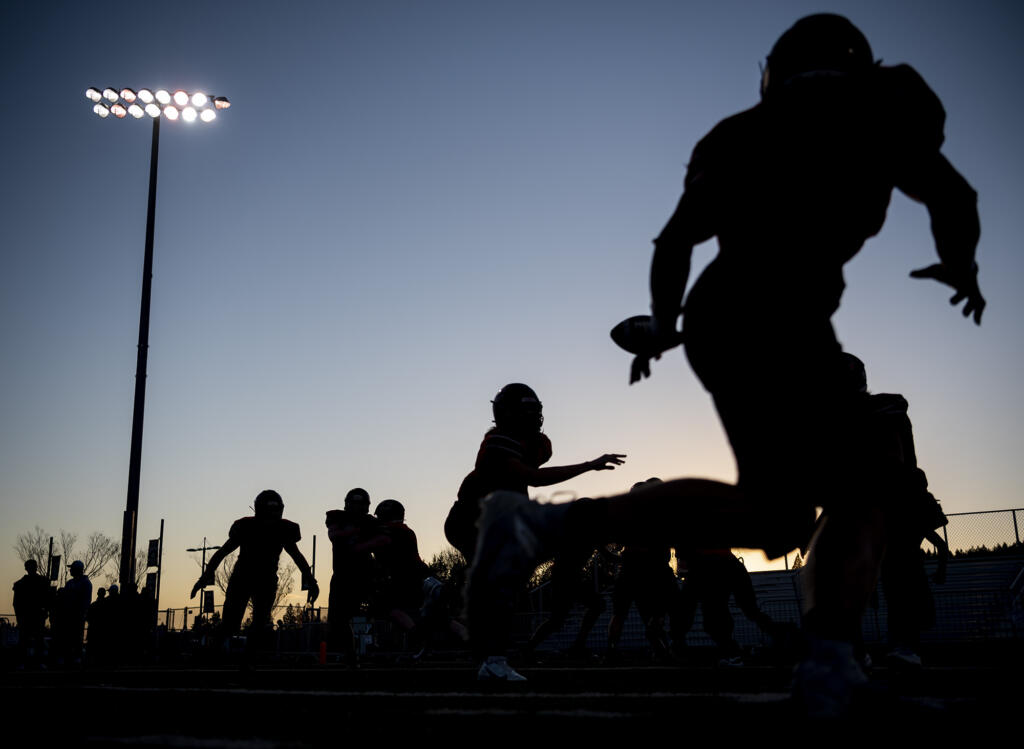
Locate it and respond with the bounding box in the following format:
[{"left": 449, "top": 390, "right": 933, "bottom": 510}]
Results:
[{"left": 2, "top": 0, "right": 1022, "bottom": 614}]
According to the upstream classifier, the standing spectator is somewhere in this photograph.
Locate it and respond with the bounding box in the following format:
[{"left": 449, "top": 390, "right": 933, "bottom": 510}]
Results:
[
  {"left": 13, "top": 559, "right": 52, "bottom": 667},
  {"left": 56, "top": 560, "right": 92, "bottom": 666}
]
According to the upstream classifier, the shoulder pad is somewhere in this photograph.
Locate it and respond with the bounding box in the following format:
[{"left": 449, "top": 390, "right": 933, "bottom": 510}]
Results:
[
  {"left": 878, "top": 64, "right": 946, "bottom": 150},
  {"left": 281, "top": 519, "right": 301, "bottom": 543}
]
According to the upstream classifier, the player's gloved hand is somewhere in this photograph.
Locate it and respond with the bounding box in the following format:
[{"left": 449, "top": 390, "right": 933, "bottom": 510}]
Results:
[
  {"left": 190, "top": 573, "right": 213, "bottom": 599},
  {"left": 629, "top": 316, "right": 682, "bottom": 384},
  {"left": 589, "top": 453, "right": 627, "bottom": 471},
  {"left": 630, "top": 353, "right": 655, "bottom": 384},
  {"left": 909, "top": 261, "right": 985, "bottom": 325},
  {"left": 305, "top": 579, "right": 320, "bottom": 605}
]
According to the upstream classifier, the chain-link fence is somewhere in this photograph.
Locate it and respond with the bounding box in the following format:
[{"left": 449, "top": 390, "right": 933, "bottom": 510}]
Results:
[
  {"left": 155, "top": 603, "right": 324, "bottom": 633},
  {"left": 533, "top": 509, "right": 1024, "bottom": 653},
  {"left": 4, "top": 509, "right": 1022, "bottom": 655},
  {"left": 932, "top": 508, "right": 1023, "bottom": 556}
]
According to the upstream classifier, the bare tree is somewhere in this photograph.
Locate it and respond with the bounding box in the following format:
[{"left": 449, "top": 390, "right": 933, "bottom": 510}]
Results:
[
  {"left": 197, "top": 551, "right": 296, "bottom": 619},
  {"left": 127, "top": 548, "right": 149, "bottom": 590},
  {"left": 189, "top": 549, "right": 237, "bottom": 597},
  {"left": 274, "top": 561, "right": 297, "bottom": 609},
  {"left": 14, "top": 526, "right": 49, "bottom": 569},
  {"left": 80, "top": 532, "right": 119, "bottom": 582},
  {"left": 16, "top": 527, "right": 134, "bottom": 589},
  {"left": 56, "top": 530, "right": 78, "bottom": 587}
]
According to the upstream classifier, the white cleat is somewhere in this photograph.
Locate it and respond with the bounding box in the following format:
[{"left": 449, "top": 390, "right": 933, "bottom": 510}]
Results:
[{"left": 477, "top": 656, "right": 527, "bottom": 682}]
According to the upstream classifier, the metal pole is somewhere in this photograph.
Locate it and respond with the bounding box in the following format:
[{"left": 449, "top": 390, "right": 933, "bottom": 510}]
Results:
[
  {"left": 200, "top": 537, "right": 207, "bottom": 623},
  {"left": 154, "top": 518, "right": 164, "bottom": 628},
  {"left": 119, "top": 115, "right": 160, "bottom": 589},
  {"left": 1013, "top": 509, "right": 1020, "bottom": 546}
]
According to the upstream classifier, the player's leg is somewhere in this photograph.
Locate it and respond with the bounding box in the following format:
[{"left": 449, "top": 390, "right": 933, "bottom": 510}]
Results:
[
  {"left": 880, "top": 534, "right": 931, "bottom": 667},
  {"left": 802, "top": 504, "right": 887, "bottom": 644},
  {"left": 327, "top": 573, "right": 358, "bottom": 661},
  {"left": 728, "top": 554, "right": 776, "bottom": 633},
  {"left": 698, "top": 561, "right": 742, "bottom": 663},
  {"left": 221, "top": 572, "right": 250, "bottom": 636},
  {"left": 606, "top": 571, "right": 633, "bottom": 654},
  {"left": 569, "top": 582, "right": 605, "bottom": 654},
  {"left": 249, "top": 575, "right": 278, "bottom": 651}
]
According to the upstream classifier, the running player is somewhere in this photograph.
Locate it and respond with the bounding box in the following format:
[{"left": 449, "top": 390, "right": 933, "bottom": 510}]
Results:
[{"left": 468, "top": 15, "right": 982, "bottom": 712}]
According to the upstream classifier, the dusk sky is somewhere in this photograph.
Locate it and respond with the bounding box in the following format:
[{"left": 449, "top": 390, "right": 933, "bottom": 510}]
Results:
[{"left": 3, "top": 1, "right": 1022, "bottom": 614}]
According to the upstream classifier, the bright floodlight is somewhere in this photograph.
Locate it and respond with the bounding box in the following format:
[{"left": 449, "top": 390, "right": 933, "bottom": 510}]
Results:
[{"left": 86, "top": 85, "right": 229, "bottom": 124}]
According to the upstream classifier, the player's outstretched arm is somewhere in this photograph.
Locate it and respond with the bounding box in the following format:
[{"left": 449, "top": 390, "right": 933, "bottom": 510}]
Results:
[
  {"left": 190, "top": 537, "right": 238, "bottom": 598},
  {"left": 901, "top": 153, "right": 984, "bottom": 324},
  {"left": 504, "top": 454, "right": 626, "bottom": 488}
]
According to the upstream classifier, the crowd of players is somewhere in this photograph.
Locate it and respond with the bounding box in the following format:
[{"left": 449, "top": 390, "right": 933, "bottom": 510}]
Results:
[
  {"left": 11, "top": 14, "right": 979, "bottom": 716},
  {"left": 170, "top": 350, "right": 947, "bottom": 688}
]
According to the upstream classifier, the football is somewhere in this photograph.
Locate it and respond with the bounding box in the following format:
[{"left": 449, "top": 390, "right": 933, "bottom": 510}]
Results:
[{"left": 609, "top": 315, "right": 683, "bottom": 355}]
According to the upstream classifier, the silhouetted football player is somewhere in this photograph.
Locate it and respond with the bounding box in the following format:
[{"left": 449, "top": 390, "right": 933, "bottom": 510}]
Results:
[
  {"left": 674, "top": 550, "right": 777, "bottom": 666},
  {"left": 325, "top": 487, "right": 381, "bottom": 662},
  {"left": 840, "top": 353, "right": 950, "bottom": 669},
  {"left": 605, "top": 480, "right": 682, "bottom": 662},
  {"left": 453, "top": 383, "right": 624, "bottom": 680},
  {"left": 446, "top": 383, "right": 624, "bottom": 565},
  {"left": 469, "top": 15, "right": 982, "bottom": 712},
  {"left": 191, "top": 490, "right": 318, "bottom": 642}
]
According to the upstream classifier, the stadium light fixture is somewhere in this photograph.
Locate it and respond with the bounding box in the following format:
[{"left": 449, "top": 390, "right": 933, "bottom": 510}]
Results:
[{"left": 83, "top": 84, "right": 230, "bottom": 589}]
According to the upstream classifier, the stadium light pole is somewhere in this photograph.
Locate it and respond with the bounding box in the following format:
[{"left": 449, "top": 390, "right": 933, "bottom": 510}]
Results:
[{"left": 85, "top": 87, "right": 230, "bottom": 590}]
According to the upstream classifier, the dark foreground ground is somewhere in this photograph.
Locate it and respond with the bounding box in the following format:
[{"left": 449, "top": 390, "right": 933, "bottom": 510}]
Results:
[{"left": 4, "top": 650, "right": 1022, "bottom": 747}]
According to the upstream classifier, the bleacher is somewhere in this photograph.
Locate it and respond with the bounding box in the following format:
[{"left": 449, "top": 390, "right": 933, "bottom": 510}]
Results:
[{"left": 528, "top": 554, "right": 1024, "bottom": 653}]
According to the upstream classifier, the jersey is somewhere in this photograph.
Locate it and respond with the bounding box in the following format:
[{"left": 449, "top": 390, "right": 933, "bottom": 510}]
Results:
[
  {"left": 667, "top": 66, "right": 952, "bottom": 554},
  {"left": 373, "top": 522, "right": 429, "bottom": 583},
  {"left": 864, "top": 392, "right": 947, "bottom": 538},
  {"left": 678, "top": 64, "right": 946, "bottom": 331},
  {"left": 372, "top": 521, "right": 430, "bottom": 612},
  {"left": 447, "top": 429, "right": 552, "bottom": 560},
  {"left": 228, "top": 516, "right": 301, "bottom": 578},
  {"left": 325, "top": 510, "right": 378, "bottom": 571},
  {"left": 458, "top": 429, "right": 552, "bottom": 503}
]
